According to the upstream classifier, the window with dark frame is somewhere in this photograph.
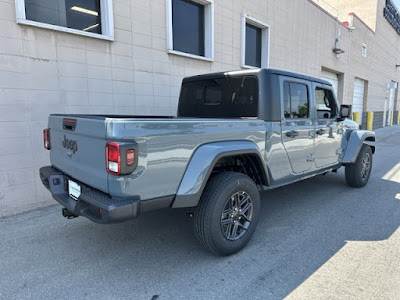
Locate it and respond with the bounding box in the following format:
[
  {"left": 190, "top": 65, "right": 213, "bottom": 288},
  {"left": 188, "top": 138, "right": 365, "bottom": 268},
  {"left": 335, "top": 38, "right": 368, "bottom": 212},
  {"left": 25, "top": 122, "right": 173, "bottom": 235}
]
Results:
[
  {"left": 315, "top": 87, "right": 337, "bottom": 119},
  {"left": 24, "top": 0, "right": 102, "bottom": 34},
  {"left": 172, "top": 0, "right": 205, "bottom": 57},
  {"left": 283, "top": 82, "right": 309, "bottom": 119},
  {"left": 245, "top": 23, "right": 262, "bottom": 67}
]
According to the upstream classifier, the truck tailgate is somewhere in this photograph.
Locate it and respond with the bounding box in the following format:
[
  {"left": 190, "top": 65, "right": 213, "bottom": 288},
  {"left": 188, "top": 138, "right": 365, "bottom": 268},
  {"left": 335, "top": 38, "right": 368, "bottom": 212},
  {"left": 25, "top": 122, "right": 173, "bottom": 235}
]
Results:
[{"left": 48, "top": 115, "right": 109, "bottom": 193}]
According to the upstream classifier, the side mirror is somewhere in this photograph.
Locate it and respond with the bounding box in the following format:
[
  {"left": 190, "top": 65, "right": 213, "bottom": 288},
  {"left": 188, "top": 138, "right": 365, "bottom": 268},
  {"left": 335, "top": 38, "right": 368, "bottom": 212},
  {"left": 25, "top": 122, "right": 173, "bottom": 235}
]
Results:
[{"left": 339, "top": 104, "right": 352, "bottom": 119}]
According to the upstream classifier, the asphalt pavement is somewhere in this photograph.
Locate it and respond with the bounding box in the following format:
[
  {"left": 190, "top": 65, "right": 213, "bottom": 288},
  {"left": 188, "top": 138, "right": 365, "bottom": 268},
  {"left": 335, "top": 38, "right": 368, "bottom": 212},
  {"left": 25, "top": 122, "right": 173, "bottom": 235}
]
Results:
[{"left": 0, "top": 126, "right": 399, "bottom": 300}]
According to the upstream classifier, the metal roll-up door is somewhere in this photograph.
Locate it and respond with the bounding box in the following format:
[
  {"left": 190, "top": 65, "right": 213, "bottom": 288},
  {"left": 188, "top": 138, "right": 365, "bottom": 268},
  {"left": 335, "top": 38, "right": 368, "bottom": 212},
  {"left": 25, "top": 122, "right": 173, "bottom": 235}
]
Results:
[
  {"left": 352, "top": 78, "right": 365, "bottom": 125},
  {"left": 387, "top": 87, "right": 396, "bottom": 126},
  {"left": 321, "top": 70, "right": 339, "bottom": 99}
]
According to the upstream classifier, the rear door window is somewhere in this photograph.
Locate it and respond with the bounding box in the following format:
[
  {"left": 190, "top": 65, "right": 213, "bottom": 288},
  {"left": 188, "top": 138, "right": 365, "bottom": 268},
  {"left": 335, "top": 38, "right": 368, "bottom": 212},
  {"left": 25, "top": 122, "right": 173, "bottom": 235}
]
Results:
[{"left": 283, "top": 82, "right": 309, "bottom": 119}]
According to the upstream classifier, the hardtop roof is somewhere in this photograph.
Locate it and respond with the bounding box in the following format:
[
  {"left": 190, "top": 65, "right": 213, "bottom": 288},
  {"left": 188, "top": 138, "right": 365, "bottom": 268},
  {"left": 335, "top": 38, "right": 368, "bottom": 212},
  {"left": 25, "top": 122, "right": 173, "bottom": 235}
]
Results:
[{"left": 182, "top": 68, "right": 332, "bottom": 86}]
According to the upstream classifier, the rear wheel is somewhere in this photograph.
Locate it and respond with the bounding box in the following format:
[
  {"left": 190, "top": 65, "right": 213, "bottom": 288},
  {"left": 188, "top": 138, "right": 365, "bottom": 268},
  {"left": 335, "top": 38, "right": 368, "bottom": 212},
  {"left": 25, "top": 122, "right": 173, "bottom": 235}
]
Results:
[
  {"left": 194, "top": 172, "right": 260, "bottom": 256},
  {"left": 345, "top": 145, "right": 373, "bottom": 188}
]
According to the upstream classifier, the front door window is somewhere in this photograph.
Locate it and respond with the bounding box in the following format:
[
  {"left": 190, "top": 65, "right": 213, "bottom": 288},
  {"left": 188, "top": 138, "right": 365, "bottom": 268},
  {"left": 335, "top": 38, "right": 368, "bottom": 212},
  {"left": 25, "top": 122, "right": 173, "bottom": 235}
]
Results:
[{"left": 314, "top": 86, "right": 342, "bottom": 168}]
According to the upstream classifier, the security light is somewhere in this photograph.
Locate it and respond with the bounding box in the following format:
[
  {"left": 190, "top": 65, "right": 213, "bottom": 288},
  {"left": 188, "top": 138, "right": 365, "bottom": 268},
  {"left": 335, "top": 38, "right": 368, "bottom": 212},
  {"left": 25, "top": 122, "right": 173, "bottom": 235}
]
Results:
[
  {"left": 333, "top": 48, "right": 345, "bottom": 54},
  {"left": 332, "top": 37, "right": 345, "bottom": 55}
]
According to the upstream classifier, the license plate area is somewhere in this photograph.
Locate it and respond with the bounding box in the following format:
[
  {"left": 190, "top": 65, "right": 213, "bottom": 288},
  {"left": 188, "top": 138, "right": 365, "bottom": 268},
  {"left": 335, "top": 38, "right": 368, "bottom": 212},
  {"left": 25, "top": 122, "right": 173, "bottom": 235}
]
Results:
[{"left": 68, "top": 180, "right": 81, "bottom": 200}]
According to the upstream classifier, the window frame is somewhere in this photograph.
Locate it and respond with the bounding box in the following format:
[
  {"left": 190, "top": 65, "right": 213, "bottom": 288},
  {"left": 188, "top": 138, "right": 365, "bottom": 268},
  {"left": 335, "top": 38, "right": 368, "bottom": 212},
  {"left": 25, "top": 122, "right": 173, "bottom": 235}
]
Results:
[
  {"left": 166, "top": 0, "right": 214, "bottom": 62},
  {"left": 241, "top": 13, "right": 270, "bottom": 69},
  {"left": 362, "top": 43, "right": 367, "bottom": 57},
  {"left": 15, "top": 0, "right": 114, "bottom": 41},
  {"left": 283, "top": 81, "right": 310, "bottom": 120}
]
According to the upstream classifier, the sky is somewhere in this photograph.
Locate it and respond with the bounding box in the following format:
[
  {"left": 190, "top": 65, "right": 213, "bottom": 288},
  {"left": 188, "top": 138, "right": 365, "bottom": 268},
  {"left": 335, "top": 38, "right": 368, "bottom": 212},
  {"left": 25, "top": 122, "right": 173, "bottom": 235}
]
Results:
[{"left": 394, "top": 0, "right": 400, "bottom": 10}]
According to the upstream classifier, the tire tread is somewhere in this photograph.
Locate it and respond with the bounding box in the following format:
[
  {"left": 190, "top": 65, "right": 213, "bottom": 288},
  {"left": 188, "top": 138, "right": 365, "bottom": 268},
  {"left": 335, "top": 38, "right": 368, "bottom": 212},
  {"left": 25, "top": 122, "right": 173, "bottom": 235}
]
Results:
[
  {"left": 345, "top": 144, "right": 372, "bottom": 188},
  {"left": 194, "top": 172, "right": 258, "bottom": 256}
]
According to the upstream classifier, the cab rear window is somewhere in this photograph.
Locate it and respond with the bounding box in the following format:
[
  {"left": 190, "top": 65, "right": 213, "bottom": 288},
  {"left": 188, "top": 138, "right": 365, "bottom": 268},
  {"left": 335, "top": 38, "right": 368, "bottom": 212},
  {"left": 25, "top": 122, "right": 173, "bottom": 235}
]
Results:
[{"left": 178, "top": 76, "right": 259, "bottom": 118}]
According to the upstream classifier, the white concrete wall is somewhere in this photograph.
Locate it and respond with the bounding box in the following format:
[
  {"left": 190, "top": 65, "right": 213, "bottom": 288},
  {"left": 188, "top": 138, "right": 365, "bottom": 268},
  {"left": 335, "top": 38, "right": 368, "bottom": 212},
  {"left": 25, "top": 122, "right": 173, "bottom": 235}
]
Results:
[{"left": 0, "top": 0, "right": 399, "bottom": 216}]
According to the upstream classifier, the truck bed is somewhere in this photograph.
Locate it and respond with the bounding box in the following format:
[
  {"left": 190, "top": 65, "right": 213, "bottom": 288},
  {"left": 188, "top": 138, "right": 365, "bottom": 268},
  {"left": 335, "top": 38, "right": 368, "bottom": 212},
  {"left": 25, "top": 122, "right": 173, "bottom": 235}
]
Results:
[{"left": 48, "top": 114, "right": 266, "bottom": 200}]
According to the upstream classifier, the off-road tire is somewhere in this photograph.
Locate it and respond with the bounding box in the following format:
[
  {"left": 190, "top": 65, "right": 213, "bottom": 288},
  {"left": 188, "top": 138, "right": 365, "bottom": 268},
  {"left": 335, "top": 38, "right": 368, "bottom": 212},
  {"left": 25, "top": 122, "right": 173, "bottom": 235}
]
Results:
[
  {"left": 194, "top": 172, "right": 260, "bottom": 256},
  {"left": 345, "top": 144, "right": 373, "bottom": 188}
]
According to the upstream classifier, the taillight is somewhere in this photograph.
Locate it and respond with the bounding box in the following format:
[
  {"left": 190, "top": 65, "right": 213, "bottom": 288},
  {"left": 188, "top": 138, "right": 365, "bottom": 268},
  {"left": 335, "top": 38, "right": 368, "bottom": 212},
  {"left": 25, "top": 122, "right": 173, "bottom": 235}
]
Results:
[
  {"left": 106, "top": 142, "right": 120, "bottom": 174},
  {"left": 43, "top": 128, "right": 50, "bottom": 150},
  {"left": 106, "top": 142, "right": 137, "bottom": 175}
]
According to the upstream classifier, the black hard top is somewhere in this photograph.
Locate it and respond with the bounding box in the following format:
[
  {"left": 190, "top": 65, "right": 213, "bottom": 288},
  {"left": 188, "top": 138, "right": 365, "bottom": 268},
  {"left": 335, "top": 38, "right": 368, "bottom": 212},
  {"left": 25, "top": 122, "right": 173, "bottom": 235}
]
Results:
[{"left": 182, "top": 68, "right": 332, "bottom": 86}]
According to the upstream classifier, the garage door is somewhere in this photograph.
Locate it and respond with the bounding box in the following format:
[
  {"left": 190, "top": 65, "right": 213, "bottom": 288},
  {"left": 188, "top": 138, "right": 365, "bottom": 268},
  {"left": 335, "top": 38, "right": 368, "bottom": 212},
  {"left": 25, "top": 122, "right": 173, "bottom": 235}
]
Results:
[
  {"left": 387, "top": 87, "right": 396, "bottom": 126},
  {"left": 352, "top": 78, "right": 365, "bottom": 125},
  {"left": 321, "top": 70, "right": 339, "bottom": 99}
]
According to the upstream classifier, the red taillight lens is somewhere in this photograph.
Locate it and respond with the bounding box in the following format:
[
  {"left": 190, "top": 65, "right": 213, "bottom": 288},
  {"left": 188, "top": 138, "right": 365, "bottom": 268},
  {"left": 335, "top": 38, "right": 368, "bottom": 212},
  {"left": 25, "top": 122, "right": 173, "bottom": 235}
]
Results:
[
  {"left": 106, "top": 142, "right": 120, "bottom": 174},
  {"left": 106, "top": 142, "right": 137, "bottom": 175},
  {"left": 43, "top": 128, "right": 50, "bottom": 150},
  {"left": 107, "top": 144, "right": 119, "bottom": 162},
  {"left": 126, "top": 149, "right": 134, "bottom": 165}
]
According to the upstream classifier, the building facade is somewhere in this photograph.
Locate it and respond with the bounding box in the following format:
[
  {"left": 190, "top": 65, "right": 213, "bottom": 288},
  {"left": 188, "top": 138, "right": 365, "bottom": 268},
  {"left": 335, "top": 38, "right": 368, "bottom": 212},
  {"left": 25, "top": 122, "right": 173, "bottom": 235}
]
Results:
[{"left": 0, "top": 0, "right": 399, "bottom": 216}]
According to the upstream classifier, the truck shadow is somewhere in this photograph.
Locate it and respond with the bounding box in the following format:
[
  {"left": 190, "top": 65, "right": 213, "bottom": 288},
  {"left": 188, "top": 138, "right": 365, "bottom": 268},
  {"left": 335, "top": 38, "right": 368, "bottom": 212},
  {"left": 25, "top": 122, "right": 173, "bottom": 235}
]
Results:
[{"left": 54, "top": 157, "right": 400, "bottom": 299}]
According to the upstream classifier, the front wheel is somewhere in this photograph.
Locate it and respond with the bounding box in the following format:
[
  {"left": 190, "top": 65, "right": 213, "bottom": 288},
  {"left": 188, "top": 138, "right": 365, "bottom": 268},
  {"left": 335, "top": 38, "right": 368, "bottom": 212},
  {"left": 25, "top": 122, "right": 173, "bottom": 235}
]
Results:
[
  {"left": 345, "top": 145, "right": 373, "bottom": 188},
  {"left": 194, "top": 172, "right": 260, "bottom": 256}
]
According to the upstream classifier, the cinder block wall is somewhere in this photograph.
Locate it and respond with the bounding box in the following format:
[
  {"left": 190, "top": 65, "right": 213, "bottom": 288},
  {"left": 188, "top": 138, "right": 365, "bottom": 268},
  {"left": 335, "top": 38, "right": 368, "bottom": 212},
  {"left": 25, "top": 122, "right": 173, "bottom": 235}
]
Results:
[
  {"left": 394, "top": 111, "right": 399, "bottom": 125},
  {"left": 0, "top": 0, "right": 399, "bottom": 216},
  {"left": 373, "top": 112, "right": 385, "bottom": 129}
]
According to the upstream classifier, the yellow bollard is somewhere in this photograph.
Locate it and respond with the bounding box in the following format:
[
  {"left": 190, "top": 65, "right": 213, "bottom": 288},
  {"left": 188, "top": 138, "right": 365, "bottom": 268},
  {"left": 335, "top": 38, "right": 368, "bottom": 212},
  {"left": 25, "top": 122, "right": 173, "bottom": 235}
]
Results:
[
  {"left": 352, "top": 112, "right": 361, "bottom": 124},
  {"left": 366, "top": 111, "right": 374, "bottom": 131},
  {"left": 390, "top": 111, "right": 394, "bottom": 126}
]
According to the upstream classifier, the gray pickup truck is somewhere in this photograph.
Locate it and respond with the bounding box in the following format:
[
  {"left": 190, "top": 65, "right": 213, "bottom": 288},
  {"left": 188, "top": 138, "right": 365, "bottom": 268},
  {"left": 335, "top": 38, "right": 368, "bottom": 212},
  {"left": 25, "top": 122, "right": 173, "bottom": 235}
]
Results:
[{"left": 40, "top": 68, "right": 375, "bottom": 255}]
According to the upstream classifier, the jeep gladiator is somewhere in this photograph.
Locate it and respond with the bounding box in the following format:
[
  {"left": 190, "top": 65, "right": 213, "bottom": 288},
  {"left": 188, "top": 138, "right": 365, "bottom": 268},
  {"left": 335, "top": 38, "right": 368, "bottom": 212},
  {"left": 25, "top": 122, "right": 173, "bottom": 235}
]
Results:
[{"left": 40, "top": 68, "right": 375, "bottom": 255}]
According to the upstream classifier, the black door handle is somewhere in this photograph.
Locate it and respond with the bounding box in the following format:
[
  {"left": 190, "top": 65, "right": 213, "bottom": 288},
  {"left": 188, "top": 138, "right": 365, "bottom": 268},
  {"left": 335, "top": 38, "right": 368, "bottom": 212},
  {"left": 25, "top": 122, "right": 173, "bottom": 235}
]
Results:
[
  {"left": 286, "top": 130, "right": 299, "bottom": 138},
  {"left": 316, "top": 129, "right": 325, "bottom": 135}
]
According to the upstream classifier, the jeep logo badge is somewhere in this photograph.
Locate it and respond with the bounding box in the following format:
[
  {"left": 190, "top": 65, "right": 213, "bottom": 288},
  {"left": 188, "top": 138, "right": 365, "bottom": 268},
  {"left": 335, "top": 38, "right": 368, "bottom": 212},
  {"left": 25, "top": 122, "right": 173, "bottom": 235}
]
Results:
[{"left": 62, "top": 135, "right": 78, "bottom": 154}]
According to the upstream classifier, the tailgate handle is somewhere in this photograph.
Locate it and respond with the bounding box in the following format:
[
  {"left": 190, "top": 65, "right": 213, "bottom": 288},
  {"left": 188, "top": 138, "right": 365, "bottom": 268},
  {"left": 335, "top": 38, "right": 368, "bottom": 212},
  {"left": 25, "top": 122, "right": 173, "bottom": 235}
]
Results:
[{"left": 63, "top": 119, "right": 77, "bottom": 131}]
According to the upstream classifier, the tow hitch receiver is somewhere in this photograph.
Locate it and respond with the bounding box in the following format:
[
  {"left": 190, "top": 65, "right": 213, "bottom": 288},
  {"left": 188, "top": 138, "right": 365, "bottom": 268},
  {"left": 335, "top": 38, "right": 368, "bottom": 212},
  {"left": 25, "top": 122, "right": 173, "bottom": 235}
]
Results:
[{"left": 62, "top": 208, "right": 78, "bottom": 219}]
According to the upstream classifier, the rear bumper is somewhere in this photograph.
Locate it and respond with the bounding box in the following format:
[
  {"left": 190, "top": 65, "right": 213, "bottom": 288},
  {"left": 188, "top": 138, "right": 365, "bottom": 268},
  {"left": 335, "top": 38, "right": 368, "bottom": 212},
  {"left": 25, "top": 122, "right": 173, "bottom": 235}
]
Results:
[{"left": 39, "top": 166, "right": 173, "bottom": 224}]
